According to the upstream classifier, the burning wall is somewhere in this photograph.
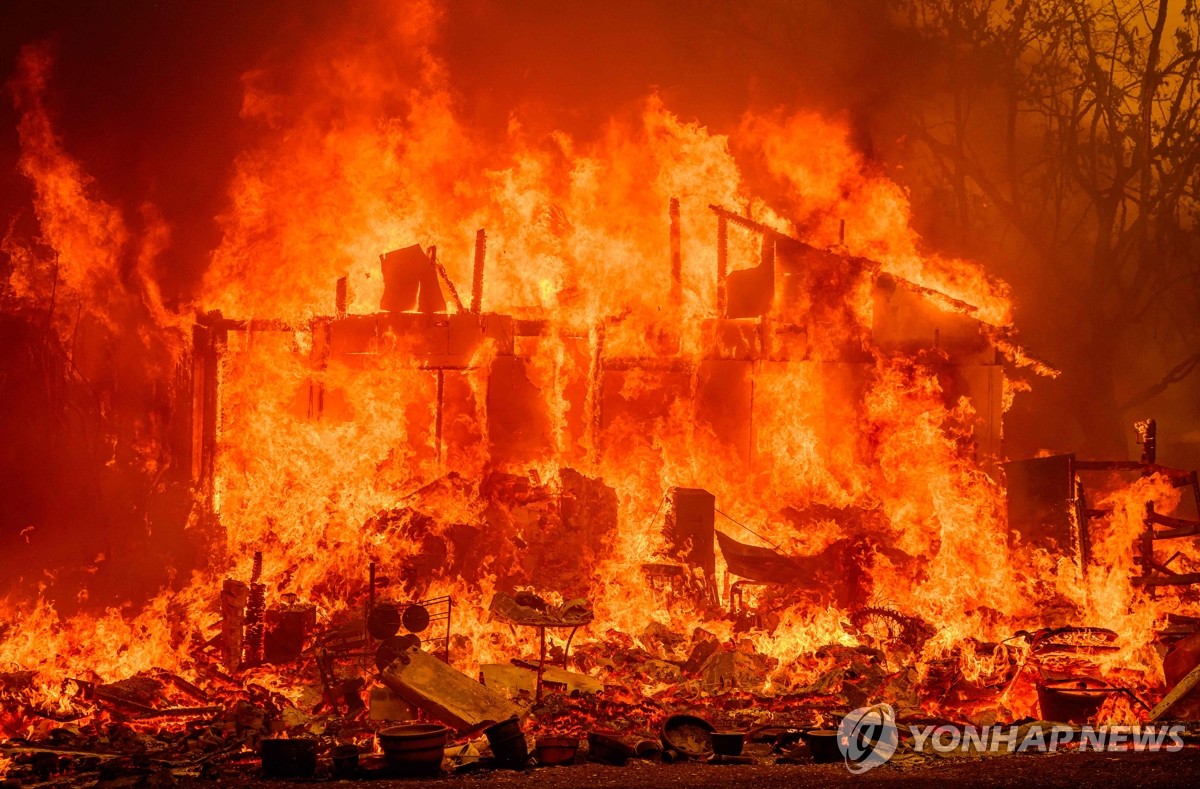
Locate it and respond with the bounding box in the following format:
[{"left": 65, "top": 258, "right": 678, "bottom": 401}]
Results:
[{"left": 194, "top": 193, "right": 1015, "bottom": 680}]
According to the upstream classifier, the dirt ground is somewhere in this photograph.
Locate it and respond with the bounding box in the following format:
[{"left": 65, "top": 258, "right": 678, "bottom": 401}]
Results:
[{"left": 185, "top": 747, "right": 1200, "bottom": 789}]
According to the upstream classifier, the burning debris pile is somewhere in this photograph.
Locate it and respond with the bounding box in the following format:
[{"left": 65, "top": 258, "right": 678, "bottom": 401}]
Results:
[{"left": 4, "top": 192, "right": 1200, "bottom": 783}]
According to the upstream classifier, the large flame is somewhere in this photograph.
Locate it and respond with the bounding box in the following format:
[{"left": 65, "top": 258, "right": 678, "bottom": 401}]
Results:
[{"left": 1, "top": 0, "right": 1195, "bottom": 745}]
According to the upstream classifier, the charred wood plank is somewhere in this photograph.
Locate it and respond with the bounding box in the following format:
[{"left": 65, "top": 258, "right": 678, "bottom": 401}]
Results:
[
  {"left": 471, "top": 229, "right": 486, "bottom": 314},
  {"left": 380, "top": 647, "right": 520, "bottom": 732},
  {"left": 1151, "top": 661, "right": 1200, "bottom": 720},
  {"left": 221, "top": 579, "right": 249, "bottom": 672},
  {"left": 1133, "top": 573, "right": 1200, "bottom": 587}
]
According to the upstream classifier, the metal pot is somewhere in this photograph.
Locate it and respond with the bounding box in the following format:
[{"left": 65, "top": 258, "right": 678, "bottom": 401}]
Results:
[
  {"left": 800, "top": 729, "right": 841, "bottom": 764},
  {"left": 660, "top": 713, "right": 715, "bottom": 758},
  {"left": 535, "top": 735, "right": 579, "bottom": 766},
  {"left": 711, "top": 730, "right": 745, "bottom": 756},
  {"left": 377, "top": 723, "right": 448, "bottom": 776},
  {"left": 485, "top": 717, "right": 529, "bottom": 769},
  {"left": 259, "top": 737, "right": 316, "bottom": 779}
]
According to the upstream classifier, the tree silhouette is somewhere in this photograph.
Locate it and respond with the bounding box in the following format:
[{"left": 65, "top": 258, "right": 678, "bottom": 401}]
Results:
[{"left": 899, "top": 0, "right": 1200, "bottom": 453}]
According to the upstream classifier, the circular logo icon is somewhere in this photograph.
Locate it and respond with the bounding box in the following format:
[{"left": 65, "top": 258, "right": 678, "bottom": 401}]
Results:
[{"left": 837, "top": 703, "right": 898, "bottom": 773}]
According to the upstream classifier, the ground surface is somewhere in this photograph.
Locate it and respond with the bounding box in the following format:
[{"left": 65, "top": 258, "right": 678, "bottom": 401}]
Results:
[{"left": 185, "top": 748, "right": 1200, "bottom": 789}]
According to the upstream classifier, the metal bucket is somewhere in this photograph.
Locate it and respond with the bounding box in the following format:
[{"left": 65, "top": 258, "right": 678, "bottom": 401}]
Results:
[
  {"left": 331, "top": 743, "right": 359, "bottom": 778},
  {"left": 485, "top": 717, "right": 529, "bottom": 769},
  {"left": 377, "top": 723, "right": 448, "bottom": 776},
  {"left": 711, "top": 730, "right": 745, "bottom": 756},
  {"left": 800, "top": 729, "right": 841, "bottom": 763},
  {"left": 535, "top": 735, "right": 579, "bottom": 766},
  {"left": 259, "top": 737, "right": 317, "bottom": 779}
]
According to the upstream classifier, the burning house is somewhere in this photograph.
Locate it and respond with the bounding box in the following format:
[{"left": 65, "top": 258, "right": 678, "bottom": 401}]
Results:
[
  {"left": 193, "top": 200, "right": 1008, "bottom": 618},
  {"left": 4, "top": 1, "right": 1200, "bottom": 784}
]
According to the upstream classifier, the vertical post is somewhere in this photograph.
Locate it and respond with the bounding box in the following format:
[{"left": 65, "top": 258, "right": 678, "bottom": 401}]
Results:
[
  {"left": 585, "top": 323, "right": 605, "bottom": 466},
  {"left": 1143, "top": 501, "right": 1157, "bottom": 596},
  {"left": 716, "top": 216, "right": 728, "bottom": 317},
  {"left": 335, "top": 276, "right": 348, "bottom": 319},
  {"left": 839, "top": 218, "right": 846, "bottom": 246},
  {"left": 368, "top": 562, "right": 376, "bottom": 615},
  {"left": 760, "top": 233, "right": 775, "bottom": 270},
  {"left": 193, "top": 315, "right": 227, "bottom": 561},
  {"left": 220, "top": 579, "right": 249, "bottom": 673},
  {"left": 309, "top": 318, "right": 330, "bottom": 420},
  {"left": 243, "top": 551, "right": 266, "bottom": 666},
  {"left": 435, "top": 369, "right": 445, "bottom": 467},
  {"left": 1140, "top": 418, "right": 1158, "bottom": 466},
  {"left": 471, "top": 229, "right": 487, "bottom": 314},
  {"left": 669, "top": 198, "right": 682, "bottom": 306},
  {"left": 535, "top": 626, "right": 547, "bottom": 704}
]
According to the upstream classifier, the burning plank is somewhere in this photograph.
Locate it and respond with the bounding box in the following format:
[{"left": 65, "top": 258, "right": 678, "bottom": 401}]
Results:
[{"left": 380, "top": 646, "right": 521, "bottom": 732}]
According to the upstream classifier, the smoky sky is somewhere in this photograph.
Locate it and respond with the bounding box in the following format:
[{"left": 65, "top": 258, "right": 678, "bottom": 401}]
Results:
[{"left": 1, "top": 0, "right": 919, "bottom": 307}]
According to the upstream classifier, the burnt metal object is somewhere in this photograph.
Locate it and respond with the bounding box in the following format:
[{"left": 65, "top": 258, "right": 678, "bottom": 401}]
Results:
[
  {"left": 588, "top": 730, "right": 637, "bottom": 765},
  {"left": 801, "top": 730, "right": 841, "bottom": 763},
  {"left": 666, "top": 487, "right": 716, "bottom": 588},
  {"left": 403, "top": 603, "right": 431, "bottom": 634},
  {"left": 488, "top": 592, "right": 593, "bottom": 628},
  {"left": 368, "top": 604, "right": 403, "bottom": 640},
  {"left": 1030, "top": 626, "right": 1118, "bottom": 655},
  {"left": 485, "top": 717, "right": 529, "bottom": 769},
  {"left": 1037, "top": 678, "right": 1114, "bottom": 724},
  {"left": 717, "top": 531, "right": 800, "bottom": 585},
  {"left": 368, "top": 566, "right": 454, "bottom": 661},
  {"left": 260, "top": 737, "right": 317, "bottom": 779},
  {"left": 332, "top": 743, "right": 359, "bottom": 778},
  {"left": 375, "top": 634, "right": 421, "bottom": 671},
  {"left": 1073, "top": 420, "right": 1200, "bottom": 593},
  {"left": 849, "top": 607, "right": 935, "bottom": 652},
  {"left": 489, "top": 592, "right": 592, "bottom": 701},
  {"left": 661, "top": 714, "right": 715, "bottom": 759},
  {"left": 1004, "top": 454, "right": 1081, "bottom": 560},
  {"left": 535, "top": 736, "right": 579, "bottom": 766},
  {"left": 263, "top": 602, "right": 316, "bottom": 664},
  {"left": 378, "top": 724, "right": 448, "bottom": 776},
  {"left": 711, "top": 731, "right": 745, "bottom": 757}
]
